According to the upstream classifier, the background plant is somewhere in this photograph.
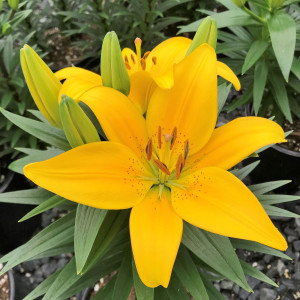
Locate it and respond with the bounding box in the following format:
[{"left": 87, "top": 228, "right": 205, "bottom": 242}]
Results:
[{"left": 179, "top": 0, "right": 300, "bottom": 124}]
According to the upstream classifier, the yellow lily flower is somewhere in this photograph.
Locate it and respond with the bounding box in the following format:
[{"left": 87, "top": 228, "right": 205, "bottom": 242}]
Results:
[{"left": 24, "top": 44, "right": 287, "bottom": 288}]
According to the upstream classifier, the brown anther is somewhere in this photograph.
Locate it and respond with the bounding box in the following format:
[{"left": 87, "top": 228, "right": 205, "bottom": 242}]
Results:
[
  {"left": 145, "top": 138, "right": 153, "bottom": 161},
  {"left": 125, "top": 62, "right": 131, "bottom": 70},
  {"left": 184, "top": 139, "right": 189, "bottom": 160},
  {"left": 175, "top": 154, "right": 184, "bottom": 179},
  {"left": 152, "top": 56, "right": 157, "bottom": 65},
  {"left": 131, "top": 54, "right": 136, "bottom": 64},
  {"left": 154, "top": 159, "right": 171, "bottom": 175},
  {"left": 158, "top": 126, "right": 162, "bottom": 149},
  {"left": 170, "top": 127, "right": 177, "bottom": 150},
  {"left": 124, "top": 55, "right": 129, "bottom": 64},
  {"left": 143, "top": 51, "right": 150, "bottom": 59},
  {"left": 141, "top": 58, "right": 146, "bottom": 70},
  {"left": 164, "top": 134, "right": 173, "bottom": 143}
]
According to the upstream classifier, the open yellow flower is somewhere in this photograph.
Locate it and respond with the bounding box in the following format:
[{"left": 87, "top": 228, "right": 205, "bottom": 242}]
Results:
[{"left": 24, "top": 44, "right": 287, "bottom": 288}]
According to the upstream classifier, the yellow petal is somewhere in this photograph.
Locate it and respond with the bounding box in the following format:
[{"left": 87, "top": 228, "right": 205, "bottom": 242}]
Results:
[
  {"left": 79, "top": 86, "right": 149, "bottom": 159},
  {"left": 58, "top": 77, "right": 101, "bottom": 103},
  {"left": 55, "top": 67, "right": 102, "bottom": 85},
  {"left": 147, "top": 44, "right": 217, "bottom": 156},
  {"left": 188, "top": 117, "right": 286, "bottom": 171},
  {"left": 130, "top": 187, "right": 183, "bottom": 288},
  {"left": 172, "top": 167, "right": 287, "bottom": 250},
  {"left": 122, "top": 48, "right": 139, "bottom": 75},
  {"left": 24, "top": 142, "right": 153, "bottom": 209},
  {"left": 217, "top": 61, "right": 241, "bottom": 91},
  {"left": 129, "top": 71, "right": 157, "bottom": 114}
]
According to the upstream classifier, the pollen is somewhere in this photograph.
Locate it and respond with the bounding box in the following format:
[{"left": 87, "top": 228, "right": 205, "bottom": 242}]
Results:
[
  {"left": 170, "top": 127, "right": 177, "bottom": 150},
  {"left": 153, "top": 159, "right": 171, "bottom": 175},
  {"left": 175, "top": 154, "right": 184, "bottom": 180},
  {"left": 158, "top": 126, "right": 162, "bottom": 149},
  {"left": 145, "top": 138, "right": 153, "bottom": 160},
  {"left": 143, "top": 51, "right": 150, "bottom": 59},
  {"left": 184, "top": 139, "right": 189, "bottom": 160},
  {"left": 152, "top": 56, "right": 157, "bottom": 65},
  {"left": 131, "top": 54, "right": 136, "bottom": 64},
  {"left": 141, "top": 58, "right": 146, "bottom": 70},
  {"left": 125, "top": 62, "right": 131, "bottom": 70},
  {"left": 124, "top": 55, "right": 129, "bottom": 64}
]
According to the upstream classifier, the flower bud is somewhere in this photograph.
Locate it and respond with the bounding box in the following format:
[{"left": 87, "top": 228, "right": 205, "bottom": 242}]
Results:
[
  {"left": 0, "top": 0, "right": 3, "bottom": 12},
  {"left": 59, "top": 95, "right": 100, "bottom": 148},
  {"left": 232, "top": 0, "right": 246, "bottom": 8},
  {"left": 20, "top": 44, "right": 62, "bottom": 128},
  {"left": 101, "top": 31, "right": 131, "bottom": 96},
  {"left": 8, "top": 0, "right": 19, "bottom": 10},
  {"left": 185, "top": 16, "right": 218, "bottom": 56},
  {"left": 2, "top": 23, "right": 12, "bottom": 35}
]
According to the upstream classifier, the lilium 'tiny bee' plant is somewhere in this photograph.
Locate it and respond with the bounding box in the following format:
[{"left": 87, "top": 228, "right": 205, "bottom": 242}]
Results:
[{"left": 24, "top": 42, "right": 287, "bottom": 288}]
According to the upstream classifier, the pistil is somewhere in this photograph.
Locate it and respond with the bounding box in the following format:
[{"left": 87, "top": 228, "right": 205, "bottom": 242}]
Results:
[{"left": 134, "top": 37, "right": 142, "bottom": 70}]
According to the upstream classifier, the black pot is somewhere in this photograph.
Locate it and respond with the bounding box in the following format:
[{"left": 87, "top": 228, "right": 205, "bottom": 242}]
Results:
[
  {"left": 248, "top": 144, "right": 300, "bottom": 192},
  {"left": 76, "top": 288, "right": 91, "bottom": 300},
  {"left": 0, "top": 172, "right": 41, "bottom": 254}
]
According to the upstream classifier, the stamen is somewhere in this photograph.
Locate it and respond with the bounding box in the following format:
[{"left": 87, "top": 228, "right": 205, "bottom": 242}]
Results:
[
  {"left": 145, "top": 138, "right": 153, "bottom": 160},
  {"left": 143, "top": 51, "right": 150, "bottom": 59},
  {"left": 164, "top": 134, "right": 173, "bottom": 143},
  {"left": 152, "top": 56, "right": 157, "bottom": 65},
  {"left": 154, "top": 159, "right": 171, "bottom": 175},
  {"left": 175, "top": 154, "right": 183, "bottom": 180},
  {"left": 124, "top": 55, "right": 129, "bottom": 64},
  {"left": 131, "top": 54, "right": 136, "bottom": 64},
  {"left": 170, "top": 127, "right": 177, "bottom": 150},
  {"left": 125, "top": 62, "right": 131, "bottom": 70},
  {"left": 158, "top": 126, "right": 162, "bottom": 149},
  {"left": 141, "top": 58, "right": 146, "bottom": 70},
  {"left": 184, "top": 139, "right": 189, "bottom": 160}
]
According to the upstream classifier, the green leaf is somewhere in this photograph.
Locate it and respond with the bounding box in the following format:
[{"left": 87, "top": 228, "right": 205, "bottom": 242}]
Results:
[
  {"left": 174, "top": 247, "right": 209, "bottom": 300},
  {"left": 75, "top": 205, "right": 108, "bottom": 273},
  {"left": 19, "top": 195, "right": 66, "bottom": 222},
  {"left": 231, "top": 161, "right": 260, "bottom": 180},
  {"left": 0, "top": 188, "right": 52, "bottom": 205},
  {"left": 81, "top": 210, "right": 129, "bottom": 274},
  {"left": 249, "top": 180, "right": 291, "bottom": 194},
  {"left": 165, "top": 273, "right": 190, "bottom": 300},
  {"left": 267, "top": 12, "right": 296, "bottom": 81},
  {"left": 291, "top": 57, "right": 300, "bottom": 80},
  {"left": 218, "top": 83, "right": 231, "bottom": 115},
  {"left": 0, "top": 211, "right": 75, "bottom": 272},
  {"left": 231, "top": 239, "right": 291, "bottom": 260},
  {"left": 263, "top": 205, "right": 300, "bottom": 218},
  {"left": 240, "top": 260, "right": 278, "bottom": 287},
  {"left": 112, "top": 251, "right": 133, "bottom": 300},
  {"left": 201, "top": 276, "right": 227, "bottom": 300},
  {"left": 242, "top": 40, "right": 269, "bottom": 74},
  {"left": 3, "top": 35, "right": 13, "bottom": 73},
  {"left": 258, "top": 194, "right": 300, "bottom": 205},
  {"left": 9, "top": 148, "right": 64, "bottom": 174},
  {"left": 132, "top": 261, "right": 154, "bottom": 300},
  {"left": 92, "top": 276, "right": 117, "bottom": 300},
  {"left": 268, "top": 68, "right": 292, "bottom": 122},
  {"left": 253, "top": 60, "right": 268, "bottom": 115},
  {"left": 0, "top": 108, "right": 70, "bottom": 150},
  {"left": 182, "top": 223, "right": 251, "bottom": 291}
]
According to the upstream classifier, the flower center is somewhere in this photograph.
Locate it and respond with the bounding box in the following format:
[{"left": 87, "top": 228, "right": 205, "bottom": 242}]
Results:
[{"left": 145, "top": 126, "right": 189, "bottom": 185}]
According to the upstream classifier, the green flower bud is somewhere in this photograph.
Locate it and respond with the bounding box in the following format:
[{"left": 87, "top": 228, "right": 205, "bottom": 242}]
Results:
[
  {"left": 59, "top": 95, "right": 100, "bottom": 148},
  {"left": 2, "top": 23, "right": 12, "bottom": 35},
  {"left": 101, "top": 31, "right": 131, "bottom": 96},
  {"left": 20, "top": 44, "right": 62, "bottom": 128},
  {"left": 0, "top": 0, "right": 3, "bottom": 12},
  {"left": 269, "top": 0, "right": 285, "bottom": 9},
  {"left": 8, "top": 0, "right": 19, "bottom": 10},
  {"left": 186, "top": 16, "right": 218, "bottom": 56},
  {"left": 232, "top": 0, "right": 246, "bottom": 8}
]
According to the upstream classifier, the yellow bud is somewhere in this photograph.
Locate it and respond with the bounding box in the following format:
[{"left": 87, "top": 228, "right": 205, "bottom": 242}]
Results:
[
  {"left": 8, "top": 0, "right": 19, "bottom": 10},
  {"left": 59, "top": 95, "right": 100, "bottom": 148},
  {"left": 101, "top": 31, "right": 131, "bottom": 96},
  {"left": 185, "top": 16, "right": 218, "bottom": 56},
  {"left": 20, "top": 45, "right": 62, "bottom": 128},
  {"left": 232, "top": 0, "right": 246, "bottom": 8}
]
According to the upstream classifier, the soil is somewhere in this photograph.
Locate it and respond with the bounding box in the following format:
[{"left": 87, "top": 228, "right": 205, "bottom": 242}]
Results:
[
  {"left": 281, "top": 118, "right": 300, "bottom": 152},
  {"left": 0, "top": 264, "right": 10, "bottom": 300}
]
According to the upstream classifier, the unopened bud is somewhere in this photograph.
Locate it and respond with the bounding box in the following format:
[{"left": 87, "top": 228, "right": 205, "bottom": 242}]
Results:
[
  {"left": 59, "top": 95, "right": 100, "bottom": 148},
  {"left": 20, "top": 45, "right": 62, "bottom": 128},
  {"left": 185, "top": 16, "right": 217, "bottom": 56},
  {"left": 8, "top": 0, "right": 19, "bottom": 10},
  {"left": 232, "top": 0, "right": 246, "bottom": 8},
  {"left": 2, "top": 23, "right": 12, "bottom": 35},
  {"left": 101, "top": 31, "right": 131, "bottom": 96}
]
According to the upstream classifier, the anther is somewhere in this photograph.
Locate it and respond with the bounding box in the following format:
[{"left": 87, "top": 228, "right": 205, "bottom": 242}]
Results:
[
  {"left": 143, "top": 51, "right": 150, "bottom": 59},
  {"left": 124, "top": 55, "right": 129, "bottom": 64},
  {"left": 131, "top": 54, "right": 136, "bottom": 64},
  {"left": 170, "top": 127, "right": 177, "bottom": 150},
  {"left": 184, "top": 139, "right": 189, "bottom": 160},
  {"left": 176, "top": 154, "right": 184, "bottom": 180},
  {"left": 154, "top": 159, "right": 171, "bottom": 175},
  {"left": 158, "top": 126, "right": 162, "bottom": 149},
  {"left": 145, "top": 138, "right": 153, "bottom": 160},
  {"left": 141, "top": 58, "right": 146, "bottom": 70},
  {"left": 152, "top": 56, "right": 157, "bottom": 65},
  {"left": 125, "top": 62, "right": 131, "bottom": 70}
]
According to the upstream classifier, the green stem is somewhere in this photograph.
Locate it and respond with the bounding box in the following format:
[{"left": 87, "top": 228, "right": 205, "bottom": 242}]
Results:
[{"left": 242, "top": 6, "right": 265, "bottom": 24}]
